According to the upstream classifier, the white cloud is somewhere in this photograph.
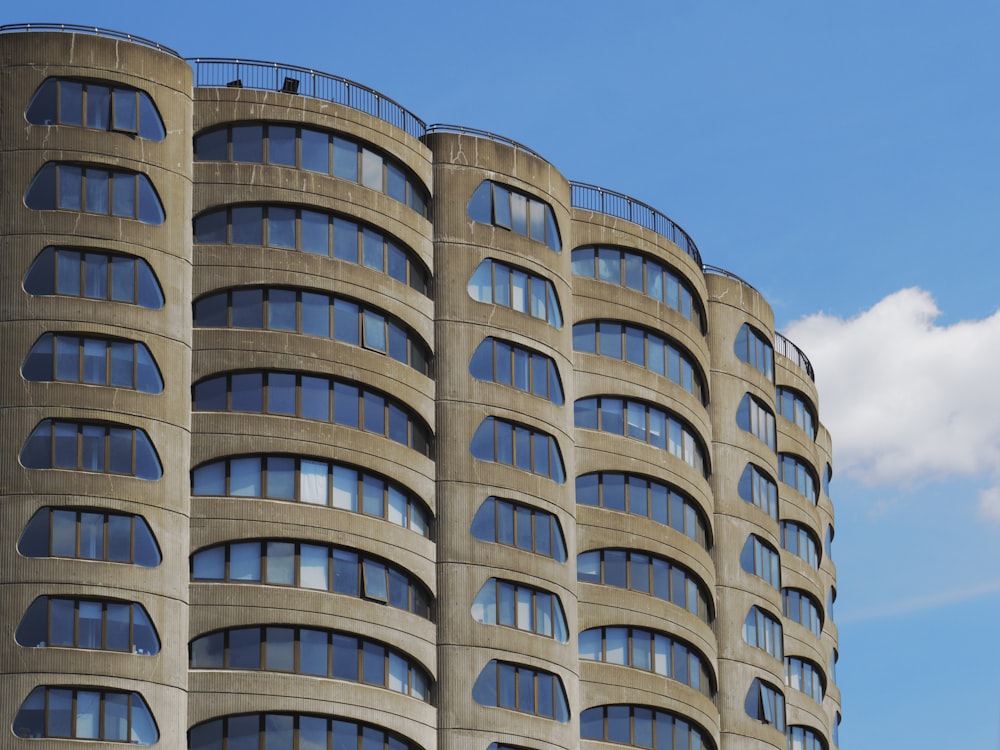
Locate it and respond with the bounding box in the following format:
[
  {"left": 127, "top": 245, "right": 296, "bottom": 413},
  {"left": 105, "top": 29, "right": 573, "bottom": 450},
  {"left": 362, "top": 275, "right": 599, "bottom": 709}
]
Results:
[
  {"left": 784, "top": 288, "right": 1000, "bottom": 518},
  {"left": 838, "top": 576, "right": 1000, "bottom": 624}
]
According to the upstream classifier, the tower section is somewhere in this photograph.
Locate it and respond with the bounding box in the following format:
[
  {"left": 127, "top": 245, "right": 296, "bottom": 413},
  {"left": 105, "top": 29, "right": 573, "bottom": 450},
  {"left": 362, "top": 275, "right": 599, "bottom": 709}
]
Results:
[
  {"left": 427, "top": 129, "right": 578, "bottom": 750},
  {"left": 0, "top": 28, "right": 193, "bottom": 746},
  {"left": 705, "top": 268, "right": 838, "bottom": 750},
  {"left": 187, "top": 65, "right": 436, "bottom": 750},
  {"left": 570, "top": 188, "right": 720, "bottom": 750}
]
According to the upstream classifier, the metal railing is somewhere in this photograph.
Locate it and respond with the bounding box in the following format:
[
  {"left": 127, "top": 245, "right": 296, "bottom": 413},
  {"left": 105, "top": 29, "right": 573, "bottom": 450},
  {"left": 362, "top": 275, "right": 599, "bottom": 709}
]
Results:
[
  {"left": 701, "top": 264, "right": 760, "bottom": 293},
  {"left": 187, "top": 58, "right": 426, "bottom": 139},
  {"left": 570, "top": 182, "right": 701, "bottom": 266},
  {"left": 423, "top": 124, "right": 547, "bottom": 160},
  {"left": 0, "top": 23, "right": 180, "bottom": 57},
  {"left": 774, "top": 332, "right": 815, "bottom": 382}
]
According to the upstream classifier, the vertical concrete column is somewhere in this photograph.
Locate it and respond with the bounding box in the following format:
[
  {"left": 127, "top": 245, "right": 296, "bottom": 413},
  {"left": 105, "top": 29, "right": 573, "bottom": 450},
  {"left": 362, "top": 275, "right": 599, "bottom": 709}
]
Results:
[
  {"left": 427, "top": 132, "right": 578, "bottom": 750},
  {"left": 0, "top": 31, "right": 193, "bottom": 746}
]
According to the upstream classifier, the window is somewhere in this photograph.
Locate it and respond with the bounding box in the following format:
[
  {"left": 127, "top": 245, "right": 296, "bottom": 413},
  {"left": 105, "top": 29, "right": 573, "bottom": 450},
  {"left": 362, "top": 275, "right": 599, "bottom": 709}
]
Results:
[
  {"left": 577, "top": 549, "right": 710, "bottom": 622},
  {"left": 190, "top": 626, "right": 430, "bottom": 701},
  {"left": 737, "top": 393, "right": 776, "bottom": 450},
  {"left": 471, "top": 579, "right": 569, "bottom": 642},
  {"left": 833, "top": 714, "right": 840, "bottom": 748},
  {"left": 189, "top": 714, "right": 418, "bottom": 750},
  {"left": 192, "top": 455, "right": 430, "bottom": 536},
  {"left": 467, "top": 181, "right": 561, "bottom": 251},
  {"left": 194, "top": 288, "right": 431, "bottom": 375},
  {"left": 780, "top": 521, "right": 820, "bottom": 569},
  {"left": 470, "top": 497, "right": 567, "bottom": 561},
  {"left": 469, "top": 337, "right": 563, "bottom": 404},
  {"left": 17, "top": 507, "right": 161, "bottom": 566},
  {"left": 777, "top": 387, "right": 816, "bottom": 439},
  {"left": 735, "top": 323, "right": 774, "bottom": 381},
  {"left": 195, "top": 124, "right": 430, "bottom": 217},
  {"left": 571, "top": 246, "right": 704, "bottom": 331},
  {"left": 831, "top": 649, "right": 838, "bottom": 684},
  {"left": 20, "top": 419, "right": 162, "bottom": 479},
  {"left": 784, "top": 656, "right": 824, "bottom": 703},
  {"left": 579, "top": 626, "right": 713, "bottom": 697},
  {"left": 782, "top": 588, "right": 822, "bottom": 636},
  {"left": 743, "top": 606, "right": 783, "bottom": 659},
  {"left": 192, "top": 371, "right": 431, "bottom": 456},
  {"left": 740, "top": 535, "right": 781, "bottom": 589},
  {"left": 580, "top": 704, "right": 712, "bottom": 749},
  {"left": 823, "top": 463, "right": 832, "bottom": 498},
  {"left": 828, "top": 587, "right": 836, "bottom": 622},
  {"left": 825, "top": 525, "right": 834, "bottom": 559},
  {"left": 574, "top": 397, "right": 707, "bottom": 476},
  {"left": 779, "top": 454, "right": 817, "bottom": 503},
  {"left": 25, "top": 163, "right": 164, "bottom": 224},
  {"left": 14, "top": 686, "right": 158, "bottom": 743},
  {"left": 745, "top": 678, "right": 785, "bottom": 731},
  {"left": 576, "top": 472, "right": 709, "bottom": 549},
  {"left": 471, "top": 660, "right": 569, "bottom": 722},
  {"left": 194, "top": 206, "right": 430, "bottom": 295},
  {"left": 573, "top": 321, "right": 705, "bottom": 402},
  {"left": 22, "top": 333, "right": 163, "bottom": 393},
  {"left": 470, "top": 417, "right": 565, "bottom": 482},
  {"left": 738, "top": 464, "right": 778, "bottom": 520},
  {"left": 788, "top": 725, "right": 827, "bottom": 750},
  {"left": 16, "top": 597, "right": 159, "bottom": 654},
  {"left": 467, "top": 259, "right": 563, "bottom": 328},
  {"left": 22, "top": 247, "right": 164, "bottom": 308},
  {"left": 26, "top": 78, "right": 166, "bottom": 140},
  {"left": 191, "top": 541, "right": 431, "bottom": 618}
]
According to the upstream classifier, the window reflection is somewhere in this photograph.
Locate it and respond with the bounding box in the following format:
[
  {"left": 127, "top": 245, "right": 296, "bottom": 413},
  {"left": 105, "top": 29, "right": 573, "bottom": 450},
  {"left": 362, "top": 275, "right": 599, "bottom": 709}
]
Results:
[
  {"left": 195, "top": 123, "right": 430, "bottom": 216},
  {"left": 22, "top": 247, "right": 164, "bottom": 307},
  {"left": 191, "top": 540, "right": 431, "bottom": 618},
  {"left": 192, "top": 455, "right": 430, "bottom": 536},
  {"left": 195, "top": 287, "right": 431, "bottom": 375},
  {"left": 467, "top": 181, "right": 560, "bottom": 252},
  {"left": 194, "top": 205, "right": 430, "bottom": 295},
  {"left": 470, "top": 497, "right": 566, "bottom": 560},
  {"left": 26, "top": 78, "right": 166, "bottom": 140},
  {"left": 573, "top": 320, "right": 705, "bottom": 401},
  {"left": 576, "top": 471, "right": 709, "bottom": 548}
]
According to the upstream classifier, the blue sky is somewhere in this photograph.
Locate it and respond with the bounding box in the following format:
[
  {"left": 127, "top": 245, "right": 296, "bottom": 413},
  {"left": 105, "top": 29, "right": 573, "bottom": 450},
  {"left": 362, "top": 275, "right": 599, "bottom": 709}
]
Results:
[{"left": 14, "top": 1, "right": 1000, "bottom": 746}]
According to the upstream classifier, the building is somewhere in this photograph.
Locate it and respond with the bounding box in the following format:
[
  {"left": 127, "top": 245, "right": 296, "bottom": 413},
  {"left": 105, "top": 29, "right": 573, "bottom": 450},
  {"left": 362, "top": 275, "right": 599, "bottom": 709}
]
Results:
[{"left": 0, "top": 24, "right": 840, "bottom": 750}]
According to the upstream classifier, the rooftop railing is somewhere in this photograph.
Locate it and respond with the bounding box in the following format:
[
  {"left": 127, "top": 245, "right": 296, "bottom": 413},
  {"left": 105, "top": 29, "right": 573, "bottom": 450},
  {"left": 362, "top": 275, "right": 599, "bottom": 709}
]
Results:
[
  {"left": 187, "top": 58, "right": 426, "bottom": 139},
  {"left": 570, "top": 182, "right": 701, "bottom": 267},
  {"left": 774, "top": 332, "right": 815, "bottom": 382},
  {"left": 0, "top": 23, "right": 180, "bottom": 57},
  {"left": 423, "top": 124, "right": 547, "bottom": 160},
  {"left": 701, "top": 264, "right": 760, "bottom": 293}
]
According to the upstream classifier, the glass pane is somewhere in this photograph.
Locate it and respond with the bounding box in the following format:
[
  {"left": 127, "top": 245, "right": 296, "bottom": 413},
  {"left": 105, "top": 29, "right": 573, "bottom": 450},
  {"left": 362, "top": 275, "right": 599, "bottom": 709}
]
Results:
[
  {"left": 111, "top": 171, "right": 134, "bottom": 217},
  {"left": 268, "top": 125, "right": 296, "bottom": 166},
  {"left": 300, "top": 210, "right": 329, "bottom": 255},
  {"left": 361, "top": 149, "right": 383, "bottom": 191},
  {"left": 333, "top": 218, "right": 359, "bottom": 262},
  {"left": 300, "top": 544, "right": 329, "bottom": 589},
  {"left": 268, "top": 207, "right": 296, "bottom": 248},
  {"left": 301, "top": 459, "right": 330, "bottom": 505},
  {"left": 333, "top": 138, "right": 359, "bottom": 181},
  {"left": 266, "top": 541, "right": 296, "bottom": 585},
  {"left": 230, "top": 542, "right": 262, "bottom": 581},
  {"left": 232, "top": 124, "right": 264, "bottom": 161},
  {"left": 301, "top": 129, "right": 329, "bottom": 173}
]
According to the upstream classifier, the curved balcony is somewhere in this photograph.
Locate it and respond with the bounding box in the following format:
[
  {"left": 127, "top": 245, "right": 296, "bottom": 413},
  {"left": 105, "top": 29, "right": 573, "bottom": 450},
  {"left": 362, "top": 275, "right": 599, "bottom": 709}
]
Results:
[
  {"left": 186, "top": 58, "right": 426, "bottom": 139},
  {"left": 570, "top": 181, "right": 701, "bottom": 266},
  {"left": 424, "top": 123, "right": 547, "bottom": 160},
  {"left": 774, "top": 331, "right": 815, "bottom": 382},
  {"left": 0, "top": 23, "right": 180, "bottom": 56}
]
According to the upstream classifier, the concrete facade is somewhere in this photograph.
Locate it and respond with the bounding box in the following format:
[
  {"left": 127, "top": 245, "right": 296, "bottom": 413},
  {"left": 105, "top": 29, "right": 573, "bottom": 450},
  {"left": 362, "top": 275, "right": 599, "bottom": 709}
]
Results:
[{"left": 0, "top": 26, "right": 840, "bottom": 750}]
